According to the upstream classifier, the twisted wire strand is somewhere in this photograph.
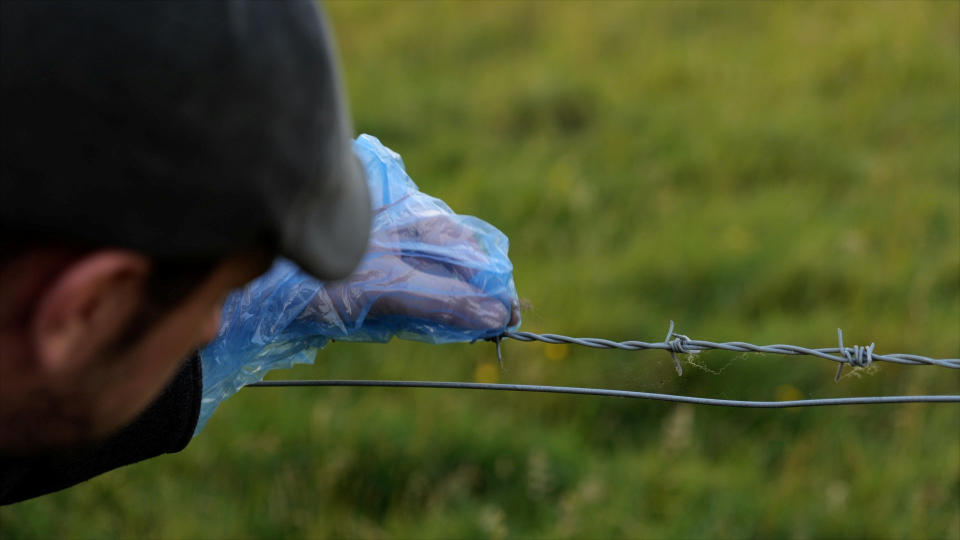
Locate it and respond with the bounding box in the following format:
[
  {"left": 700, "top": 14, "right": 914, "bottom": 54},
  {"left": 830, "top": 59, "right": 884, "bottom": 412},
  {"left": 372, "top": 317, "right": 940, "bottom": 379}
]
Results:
[{"left": 501, "top": 323, "right": 960, "bottom": 373}]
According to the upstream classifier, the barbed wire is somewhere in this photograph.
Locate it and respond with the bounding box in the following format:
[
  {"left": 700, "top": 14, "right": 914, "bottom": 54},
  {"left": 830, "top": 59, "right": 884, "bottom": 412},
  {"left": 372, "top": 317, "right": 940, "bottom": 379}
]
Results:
[
  {"left": 247, "top": 322, "right": 960, "bottom": 407},
  {"left": 498, "top": 322, "right": 960, "bottom": 379}
]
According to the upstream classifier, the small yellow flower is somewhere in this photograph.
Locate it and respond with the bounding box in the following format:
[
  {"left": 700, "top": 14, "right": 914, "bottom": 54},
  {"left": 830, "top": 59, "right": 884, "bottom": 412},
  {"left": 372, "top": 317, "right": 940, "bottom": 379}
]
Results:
[
  {"left": 775, "top": 384, "right": 804, "bottom": 402},
  {"left": 544, "top": 343, "right": 569, "bottom": 362},
  {"left": 474, "top": 362, "right": 500, "bottom": 384}
]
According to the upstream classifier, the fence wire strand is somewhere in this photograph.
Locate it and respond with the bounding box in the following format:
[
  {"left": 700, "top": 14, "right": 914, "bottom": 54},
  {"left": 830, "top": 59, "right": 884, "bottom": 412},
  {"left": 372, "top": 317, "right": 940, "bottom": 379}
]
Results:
[
  {"left": 502, "top": 323, "right": 960, "bottom": 375},
  {"left": 246, "top": 322, "right": 960, "bottom": 407},
  {"left": 247, "top": 380, "right": 960, "bottom": 406}
]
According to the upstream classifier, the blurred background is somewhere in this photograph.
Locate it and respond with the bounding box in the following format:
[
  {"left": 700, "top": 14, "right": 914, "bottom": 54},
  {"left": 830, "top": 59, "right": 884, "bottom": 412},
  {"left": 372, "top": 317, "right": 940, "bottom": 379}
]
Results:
[{"left": 2, "top": 2, "right": 957, "bottom": 538}]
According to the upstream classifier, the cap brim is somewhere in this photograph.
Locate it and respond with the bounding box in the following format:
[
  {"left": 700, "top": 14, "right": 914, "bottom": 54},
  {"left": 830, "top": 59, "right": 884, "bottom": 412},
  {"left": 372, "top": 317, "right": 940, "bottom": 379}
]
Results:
[{"left": 279, "top": 149, "right": 372, "bottom": 281}]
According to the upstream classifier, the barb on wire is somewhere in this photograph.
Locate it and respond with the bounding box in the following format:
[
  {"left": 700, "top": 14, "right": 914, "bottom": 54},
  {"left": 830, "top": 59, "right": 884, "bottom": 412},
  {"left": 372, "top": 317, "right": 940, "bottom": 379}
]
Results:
[
  {"left": 664, "top": 320, "right": 691, "bottom": 376},
  {"left": 499, "top": 321, "right": 960, "bottom": 373}
]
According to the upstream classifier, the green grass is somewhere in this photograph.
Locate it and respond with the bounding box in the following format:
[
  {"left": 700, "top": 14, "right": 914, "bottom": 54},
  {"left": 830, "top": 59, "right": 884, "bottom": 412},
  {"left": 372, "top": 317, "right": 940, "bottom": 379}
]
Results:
[{"left": 3, "top": 2, "right": 958, "bottom": 538}]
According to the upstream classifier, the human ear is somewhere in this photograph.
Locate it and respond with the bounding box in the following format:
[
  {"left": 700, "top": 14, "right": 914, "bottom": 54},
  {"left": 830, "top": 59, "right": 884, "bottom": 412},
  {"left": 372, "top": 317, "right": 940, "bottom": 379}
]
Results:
[{"left": 30, "top": 251, "right": 151, "bottom": 375}]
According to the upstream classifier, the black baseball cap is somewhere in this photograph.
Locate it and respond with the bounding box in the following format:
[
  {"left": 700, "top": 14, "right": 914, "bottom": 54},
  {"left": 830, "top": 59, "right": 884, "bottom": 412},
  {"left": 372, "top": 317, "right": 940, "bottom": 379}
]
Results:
[{"left": 1, "top": 1, "right": 371, "bottom": 280}]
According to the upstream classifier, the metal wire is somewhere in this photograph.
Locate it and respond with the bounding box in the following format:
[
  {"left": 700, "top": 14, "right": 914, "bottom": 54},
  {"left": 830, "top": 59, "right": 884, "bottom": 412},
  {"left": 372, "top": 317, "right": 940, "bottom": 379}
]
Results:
[
  {"left": 247, "top": 380, "right": 960, "bottom": 406},
  {"left": 501, "top": 323, "right": 960, "bottom": 377},
  {"left": 246, "top": 322, "right": 960, "bottom": 407}
]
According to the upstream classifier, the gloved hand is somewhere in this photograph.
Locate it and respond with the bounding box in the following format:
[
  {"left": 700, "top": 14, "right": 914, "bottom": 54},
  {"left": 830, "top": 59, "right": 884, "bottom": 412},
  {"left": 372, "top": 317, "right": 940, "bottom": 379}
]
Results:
[
  {"left": 319, "top": 217, "right": 520, "bottom": 336},
  {"left": 195, "top": 135, "right": 520, "bottom": 433}
]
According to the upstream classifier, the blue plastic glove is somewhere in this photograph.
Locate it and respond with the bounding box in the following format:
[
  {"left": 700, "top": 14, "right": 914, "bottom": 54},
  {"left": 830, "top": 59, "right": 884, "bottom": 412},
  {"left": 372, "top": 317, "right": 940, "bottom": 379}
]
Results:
[{"left": 195, "top": 135, "right": 520, "bottom": 434}]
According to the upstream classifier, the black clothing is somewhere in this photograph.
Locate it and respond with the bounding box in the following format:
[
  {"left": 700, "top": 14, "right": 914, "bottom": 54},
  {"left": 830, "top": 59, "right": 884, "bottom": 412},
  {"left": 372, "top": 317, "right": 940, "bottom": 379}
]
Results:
[{"left": 0, "top": 355, "right": 202, "bottom": 505}]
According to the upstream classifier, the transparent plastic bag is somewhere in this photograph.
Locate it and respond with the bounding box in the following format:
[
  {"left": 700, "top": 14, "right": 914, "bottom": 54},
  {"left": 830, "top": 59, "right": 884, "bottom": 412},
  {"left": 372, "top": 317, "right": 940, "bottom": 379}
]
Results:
[{"left": 196, "top": 135, "right": 520, "bottom": 433}]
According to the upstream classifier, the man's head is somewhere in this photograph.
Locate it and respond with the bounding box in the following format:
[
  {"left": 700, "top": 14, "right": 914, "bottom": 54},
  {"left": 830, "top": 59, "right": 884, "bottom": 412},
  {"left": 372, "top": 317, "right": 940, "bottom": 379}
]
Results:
[
  {"left": 0, "top": 2, "right": 371, "bottom": 451},
  {"left": 0, "top": 246, "right": 268, "bottom": 451}
]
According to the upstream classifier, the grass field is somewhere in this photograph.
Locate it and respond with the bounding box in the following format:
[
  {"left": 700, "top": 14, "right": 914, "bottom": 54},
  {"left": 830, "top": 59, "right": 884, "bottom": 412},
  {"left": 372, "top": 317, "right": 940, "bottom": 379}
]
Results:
[{"left": 2, "top": 2, "right": 958, "bottom": 538}]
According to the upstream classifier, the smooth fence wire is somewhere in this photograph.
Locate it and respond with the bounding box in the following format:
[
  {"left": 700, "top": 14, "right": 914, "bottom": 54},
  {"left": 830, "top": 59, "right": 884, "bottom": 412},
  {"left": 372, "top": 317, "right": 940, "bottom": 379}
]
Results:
[
  {"left": 247, "top": 380, "right": 960, "bottom": 407},
  {"left": 246, "top": 322, "right": 960, "bottom": 407}
]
